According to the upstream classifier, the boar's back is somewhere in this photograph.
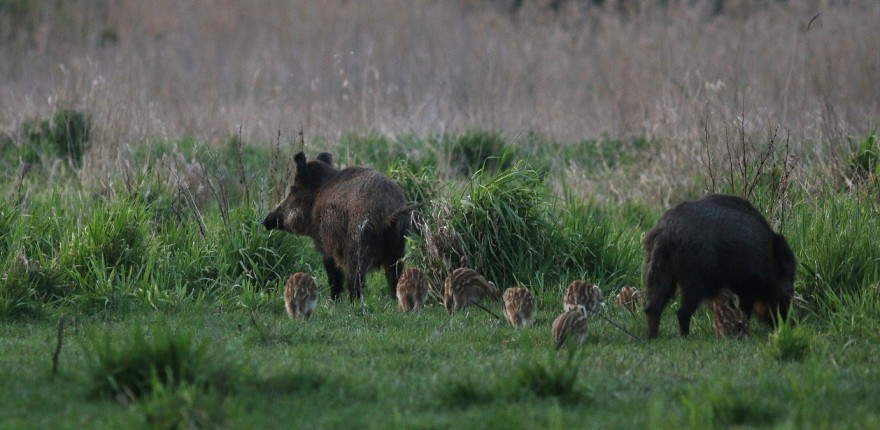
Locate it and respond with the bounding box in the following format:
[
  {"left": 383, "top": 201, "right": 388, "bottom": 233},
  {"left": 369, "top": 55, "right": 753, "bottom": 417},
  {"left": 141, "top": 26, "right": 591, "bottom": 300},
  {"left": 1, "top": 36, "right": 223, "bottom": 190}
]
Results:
[{"left": 648, "top": 194, "right": 782, "bottom": 286}]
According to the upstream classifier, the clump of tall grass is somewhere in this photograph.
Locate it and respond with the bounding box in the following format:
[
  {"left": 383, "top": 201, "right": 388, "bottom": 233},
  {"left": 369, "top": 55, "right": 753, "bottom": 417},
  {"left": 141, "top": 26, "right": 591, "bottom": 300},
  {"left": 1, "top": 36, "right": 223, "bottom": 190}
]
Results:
[
  {"left": 83, "top": 324, "right": 235, "bottom": 402},
  {"left": 340, "top": 134, "right": 410, "bottom": 172},
  {"left": 59, "top": 194, "right": 151, "bottom": 276},
  {"left": 21, "top": 109, "right": 92, "bottom": 166},
  {"left": 445, "top": 130, "right": 516, "bottom": 177},
  {"left": 0, "top": 199, "right": 69, "bottom": 317},
  {"left": 141, "top": 382, "right": 228, "bottom": 430},
  {"left": 787, "top": 192, "right": 880, "bottom": 316},
  {"left": 681, "top": 380, "right": 782, "bottom": 428},
  {"left": 765, "top": 318, "right": 811, "bottom": 363},
  {"left": 558, "top": 200, "right": 645, "bottom": 289},
  {"left": 0, "top": 246, "right": 41, "bottom": 317},
  {"left": 0, "top": 206, "right": 17, "bottom": 259},
  {"left": 408, "top": 162, "right": 568, "bottom": 292},
  {"left": 386, "top": 159, "right": 437, "bottom": 205},
  {"left": 408, "top": 161, "right": 643, "bottom": 296},
  {"left": 813, "top": 282, "right": 880, "bottom": 338},
  {"left": 216, "top": 205, "right": 317, "bottom": 291},
  {"left": 437, "top": 377, "right": 497, "bottom": 409},
  {"left": 847, "top": 133, "right": 879, "bottom": 186},
  {"left": 42, "top": 192, "right": 154, "bottom": 312},
  {"left": 437, "top": 351, "right": 588, "bottom": 407},
  {"left": 513, "top": 349, "right": 586, "bottom": 402}
]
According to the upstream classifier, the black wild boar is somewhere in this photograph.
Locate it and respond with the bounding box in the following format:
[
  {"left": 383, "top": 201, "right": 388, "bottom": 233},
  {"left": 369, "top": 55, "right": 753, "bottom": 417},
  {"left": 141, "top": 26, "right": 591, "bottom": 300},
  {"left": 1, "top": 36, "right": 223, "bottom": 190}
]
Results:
[
  {"left": 643, "top": 194, "right": 796, "bottom": 339},
  {"left": 263, "top": 152, "right": 419, "bottom": 301}
]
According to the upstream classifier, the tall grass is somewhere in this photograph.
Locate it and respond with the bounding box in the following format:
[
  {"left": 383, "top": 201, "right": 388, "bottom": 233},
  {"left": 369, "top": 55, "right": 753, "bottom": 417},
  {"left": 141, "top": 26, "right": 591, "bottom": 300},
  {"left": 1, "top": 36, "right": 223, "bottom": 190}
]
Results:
[
  {"left": 0, "top": 167, "right": 319, "bottom": 317},
  {"left": 2, "top": 128, "right": 879, "bottom": 326},
  {"left": 408, "top": 161, "right": 644, "bottom": 295},
  {"left": 787, "top": 191, "right": 880, "bottom": 317},
  {"left": 2, "top": 1, "right": 878, "bottom": 207}
]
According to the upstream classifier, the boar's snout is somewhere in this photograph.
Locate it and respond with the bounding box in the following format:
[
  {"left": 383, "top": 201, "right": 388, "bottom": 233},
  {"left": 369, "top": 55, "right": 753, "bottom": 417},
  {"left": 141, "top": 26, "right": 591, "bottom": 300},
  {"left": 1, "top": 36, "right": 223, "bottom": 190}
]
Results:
[{"left": 262, "top": 212, "right": 282, "bottom": 231}]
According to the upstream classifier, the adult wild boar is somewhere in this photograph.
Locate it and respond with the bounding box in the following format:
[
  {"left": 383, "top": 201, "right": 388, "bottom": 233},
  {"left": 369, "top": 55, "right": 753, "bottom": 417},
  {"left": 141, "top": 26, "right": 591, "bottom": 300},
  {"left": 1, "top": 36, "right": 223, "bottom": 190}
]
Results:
[
  {"left": 263, "top": 152, "right": 419, "bottom": 301},
  {"left": 643, "top": 194, "right": 796, "bottom": 339}
]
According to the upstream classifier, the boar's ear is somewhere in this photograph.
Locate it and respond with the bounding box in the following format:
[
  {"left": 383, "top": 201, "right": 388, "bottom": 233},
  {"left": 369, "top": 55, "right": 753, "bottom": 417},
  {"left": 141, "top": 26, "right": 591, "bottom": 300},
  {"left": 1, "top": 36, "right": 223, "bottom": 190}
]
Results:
[
  {"left": 294, "top": 152, "right": 312, "bottom": 185},
  {"left": 316, "top": 152, "right": 333, "bottom": 166}
]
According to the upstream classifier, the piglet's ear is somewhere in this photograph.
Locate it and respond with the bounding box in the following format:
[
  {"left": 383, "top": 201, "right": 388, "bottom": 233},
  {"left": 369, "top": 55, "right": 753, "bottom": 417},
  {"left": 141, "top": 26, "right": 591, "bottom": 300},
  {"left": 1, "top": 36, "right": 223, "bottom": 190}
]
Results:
[
  {"left": 316, "top": 152, "right": 333, "bottom": 166},
  {"left": 294, "top": 152, "right": 311, "bottom": 185}
]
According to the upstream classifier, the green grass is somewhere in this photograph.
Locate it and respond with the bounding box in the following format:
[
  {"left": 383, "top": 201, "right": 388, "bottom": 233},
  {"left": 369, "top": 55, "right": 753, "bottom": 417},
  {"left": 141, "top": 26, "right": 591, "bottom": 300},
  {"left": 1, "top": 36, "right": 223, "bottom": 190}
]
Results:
[
  {"left": 2, "top": 130, "right": 880, "bottom": 428},
  {"left": 19, "top": 109, "right": 92, "bottom": 166},
  {"left": 1, "top": 303, "right": 879, "bottom": 429},
  {"left": 83, "top": 323, "right": 235, "bottom": 402}
]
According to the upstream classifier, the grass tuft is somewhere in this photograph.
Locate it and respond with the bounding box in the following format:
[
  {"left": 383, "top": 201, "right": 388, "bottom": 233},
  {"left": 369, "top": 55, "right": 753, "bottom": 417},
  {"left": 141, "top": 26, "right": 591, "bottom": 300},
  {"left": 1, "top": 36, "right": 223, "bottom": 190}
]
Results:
[
  {"left": 386, "top": 159, "right": 437, "bottom": 205},
  {"left": 83, "top": 324, "right": 235, "bottom": 403},
  {"left": 446, "top": 130, "right": 516, "bottom": 177},
  {"left": 681, "top": 380, "right": 782, "bottom": 429},
  {"left": 141, "top": 381, "right": 228, "bottom": 429},
  {"left": 513, "top": 349, "right": 586, "bottom": 402},
  {"left": 438, "top": 377, "right": 497, "bottom": 408},
  {"left": 22, "top": 109, "right": 92, "bottom": 165},
  {"left": 848, "top": 133, "right": 879, "bottom": 184},
  {"left": 217, "top": 205, "right": 317, "bottom": 290},
  {"left": 408, "top": 162, "right": 644, "bottom": 294},
  {"left": 765, "top": 319, "right": 811, "bottom": 363}
]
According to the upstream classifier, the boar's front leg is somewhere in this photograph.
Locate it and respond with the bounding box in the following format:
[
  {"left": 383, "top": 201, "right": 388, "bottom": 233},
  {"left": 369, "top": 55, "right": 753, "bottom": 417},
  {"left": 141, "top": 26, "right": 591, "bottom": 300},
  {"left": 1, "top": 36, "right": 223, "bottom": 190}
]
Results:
[
  {"left": 384, "top": 261, "right": 403, "bottom": 299},
  {"left": 323, "top": 257, "right": 345, "bottom": 301},
  {"left": 347, "top": 270, "right": 366, "bottom": 301}
]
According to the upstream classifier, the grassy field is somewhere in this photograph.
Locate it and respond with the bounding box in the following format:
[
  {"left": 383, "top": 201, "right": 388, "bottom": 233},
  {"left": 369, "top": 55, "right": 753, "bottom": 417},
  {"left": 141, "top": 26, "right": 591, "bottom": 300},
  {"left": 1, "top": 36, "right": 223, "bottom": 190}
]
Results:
[
  {"left": 2, "top": 1, "right": 880, "bottom": 429},
  {"left": 2, "top": 301, "right": 880, "bottom": 429},
  {"left": 1, "top": 126, "right": 879, "bottom": 428}
]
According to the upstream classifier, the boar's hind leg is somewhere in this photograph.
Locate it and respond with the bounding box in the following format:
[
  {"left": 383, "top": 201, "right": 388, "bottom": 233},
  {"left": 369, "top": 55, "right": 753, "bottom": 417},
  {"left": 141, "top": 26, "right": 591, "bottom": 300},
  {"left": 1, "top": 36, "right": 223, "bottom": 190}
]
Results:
[
  {"left": 384, "top": 261, "right": 403, "bottom": 299},
  {"left": 645, "top": 266, "right": 675, "bottom": 339},
  {"left": 323, "top": 257, "right": 345, "bottom": 301}
]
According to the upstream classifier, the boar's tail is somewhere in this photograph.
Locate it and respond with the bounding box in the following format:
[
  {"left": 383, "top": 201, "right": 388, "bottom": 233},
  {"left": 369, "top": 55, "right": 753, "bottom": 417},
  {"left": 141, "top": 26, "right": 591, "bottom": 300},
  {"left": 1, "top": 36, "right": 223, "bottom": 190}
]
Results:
[
  {"left": 387, "top": 202, "right": 424, "bottom": 235},
  {"left": 643, "top": 226, "right": 663, "bottom": 263}
]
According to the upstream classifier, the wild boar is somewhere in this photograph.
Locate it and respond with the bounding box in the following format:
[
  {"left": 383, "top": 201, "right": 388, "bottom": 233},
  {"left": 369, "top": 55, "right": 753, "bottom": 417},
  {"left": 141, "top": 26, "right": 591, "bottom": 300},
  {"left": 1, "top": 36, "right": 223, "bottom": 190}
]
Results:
[
  {"left": 643, "top": 194, "right": 796, "bottom": 339},
  {"left": 502, "top": 286, "right": 536, "bottom": 328},
  {"left": 711, "top": 288, "right": 750, "bottom": 338},
  {"left": 614, "top": 286, "right": 645, "bottom": 313},
  {"left": 552, "top": 306, "right": 589, "bottom": 350},
  {"left": 284, "top": 272, "right": 319, "bottom": 320},
  {"left": 443, "top": 267, "right": 500, "bottom": 314},
  {"left": 263, "top": 152, "right": 419, "bottom": 301},
  {"left": 396, "top": 267, "right": 428, "bottom": 312},
  {"left": 563, "top": 279, "right": 602, "bottom": 314}
]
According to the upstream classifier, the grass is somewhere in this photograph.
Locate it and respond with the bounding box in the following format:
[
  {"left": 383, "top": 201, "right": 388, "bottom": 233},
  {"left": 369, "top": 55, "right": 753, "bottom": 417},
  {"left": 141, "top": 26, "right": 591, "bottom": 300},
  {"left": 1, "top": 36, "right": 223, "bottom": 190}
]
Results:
[
  {"left": 2, "top": 129, "right": 880, "bottom": 428},
  {"left": 83, "top": 323, "right": 234, "bottom": 402},
  {"left": 3, "top": 1, "right": 880, "bottom": 425},
  {"left": 765, "top": 317, "right": 812, "bottom": 363},
  {"left": 1, "top": 303, "right": 879, "bottom": 429}
]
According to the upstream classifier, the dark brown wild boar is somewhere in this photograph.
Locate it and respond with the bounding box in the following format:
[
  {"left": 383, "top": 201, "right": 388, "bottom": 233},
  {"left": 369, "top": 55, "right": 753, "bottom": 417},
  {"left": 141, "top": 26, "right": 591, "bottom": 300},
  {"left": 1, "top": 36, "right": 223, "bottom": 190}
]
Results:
[
  {"left": 263, "top": 152, "right": 419, "bottom": 301},
  {"left": 643, "top": 194, "right": 796, "bottom": 339}
]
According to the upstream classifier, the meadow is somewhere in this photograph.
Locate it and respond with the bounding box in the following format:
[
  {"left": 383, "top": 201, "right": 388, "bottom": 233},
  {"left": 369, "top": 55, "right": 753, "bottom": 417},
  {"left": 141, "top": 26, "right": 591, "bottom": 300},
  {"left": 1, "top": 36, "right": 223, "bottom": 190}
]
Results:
[{"left": 2, "top": 1, "right": 880, "bottom": 429}]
